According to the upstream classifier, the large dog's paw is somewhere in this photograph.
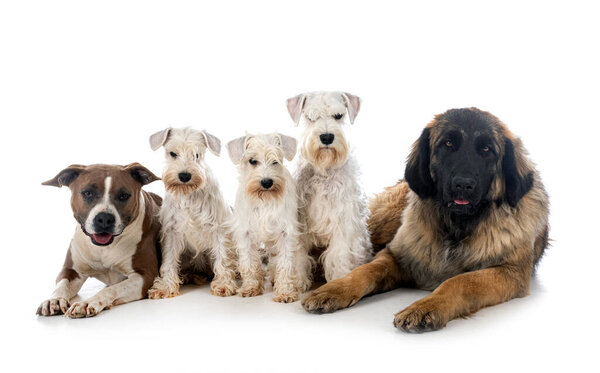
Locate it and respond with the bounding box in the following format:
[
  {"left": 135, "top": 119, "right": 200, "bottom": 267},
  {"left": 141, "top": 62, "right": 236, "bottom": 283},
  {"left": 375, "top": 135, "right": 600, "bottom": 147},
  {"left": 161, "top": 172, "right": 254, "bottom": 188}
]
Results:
[
  {"left": 301, "top": 281, "right": 359, "bottom": 313},
  {"left": 393, "top": 298, "right": 449, "bottom": 333},
  {"left": 210, "top": 279, "right": 237, "bottom": 297},
  {"left": 148, "top": 283, "right": 181, "bottom": 299},
  {"left": 65, "top": 301, "right": 104, "bottom": 318},
  {"left": 36, "top": 298, "right": 70, "bottom": 316}
]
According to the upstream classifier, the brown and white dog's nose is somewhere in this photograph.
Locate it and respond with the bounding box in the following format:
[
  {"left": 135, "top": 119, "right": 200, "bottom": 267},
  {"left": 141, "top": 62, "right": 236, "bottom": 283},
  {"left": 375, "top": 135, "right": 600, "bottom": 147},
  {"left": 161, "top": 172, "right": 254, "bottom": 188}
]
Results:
[
  {"left": 320, "top": 133, "right": 335, "bottom": 145},
  {"left": 93, "top": 212, "right": 115, "bottom": 232},
  {"left": 261, "top": 178, "right": 274, "bottom": 189},
  {"left": 452, "top": 176, "right": 477, "bottom": 193},
  {"left": 178, "top": 172, "right": 192, "bottom": 183}
]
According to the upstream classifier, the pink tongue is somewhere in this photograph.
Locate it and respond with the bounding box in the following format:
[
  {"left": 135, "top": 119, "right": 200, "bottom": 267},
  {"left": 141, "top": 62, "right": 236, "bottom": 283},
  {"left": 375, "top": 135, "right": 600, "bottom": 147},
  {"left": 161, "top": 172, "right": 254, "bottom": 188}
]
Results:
[
  {"left": 454, "top": 199, "right": 470, "bottom": 205},
  {"left": 93, "top": 233, "right": 113, "bottom": 244}
]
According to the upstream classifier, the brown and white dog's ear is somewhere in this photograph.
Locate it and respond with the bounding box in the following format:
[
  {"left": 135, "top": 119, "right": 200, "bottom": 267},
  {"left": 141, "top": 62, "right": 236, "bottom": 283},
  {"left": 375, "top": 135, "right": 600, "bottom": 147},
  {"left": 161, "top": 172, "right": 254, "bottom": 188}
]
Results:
[
  {"left": 149, "top": 128, "right": 172, "bottom": 151},
  {"left": 342, "top": 92, "right": 361, "bottom": 124},
  {"left": 502, "top": 136, "right": 534, "bottom": 208},
  {"left": 404, "top": 127, "right": 435, "bottom": 198},
  {"left": 42, "top": 165, "right": 87, "bottom": 188},
  {"left": 200, "top": 130, "right": 221, "bottom": 157},
  {"left": 286, "top": 94, "right": 307, "bottom": 126},
  {"left": 227, "top": 136, "right": 247, "bottom": 165},
  {"left": 276, "top": 133, "right": 297, "bottom": 161},
  {"left": 124, "top": 163, "right": 160, "bottom": 186}
]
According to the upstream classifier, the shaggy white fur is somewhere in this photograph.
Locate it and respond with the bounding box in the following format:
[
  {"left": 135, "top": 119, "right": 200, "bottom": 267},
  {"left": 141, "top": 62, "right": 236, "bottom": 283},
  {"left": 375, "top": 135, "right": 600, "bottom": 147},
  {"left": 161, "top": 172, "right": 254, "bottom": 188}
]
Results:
[
  {"left": 226, "top": 133, "right": 312, "bottom": 303},
  {"left": 287, "top": 91, "right": 372, "bottom": 281},
  {"left": 147, "top": 127, "right": 237, "bottom": 298}
]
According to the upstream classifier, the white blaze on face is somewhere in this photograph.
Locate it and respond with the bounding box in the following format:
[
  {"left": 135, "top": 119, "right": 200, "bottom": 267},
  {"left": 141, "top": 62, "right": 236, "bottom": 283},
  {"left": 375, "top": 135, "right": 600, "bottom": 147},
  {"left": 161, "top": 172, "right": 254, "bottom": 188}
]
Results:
[{"left": 84, "top": 177, "right": 124, "bottom": 235}]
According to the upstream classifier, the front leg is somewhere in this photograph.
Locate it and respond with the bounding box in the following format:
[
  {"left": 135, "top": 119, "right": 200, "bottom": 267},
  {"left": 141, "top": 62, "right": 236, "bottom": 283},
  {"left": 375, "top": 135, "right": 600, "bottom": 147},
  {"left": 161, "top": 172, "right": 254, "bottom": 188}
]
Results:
[
  {"left": 321, "top": 227, "right": 372, "bottom": 282},
  {"left": 271, "top": 233, "right": 312, "bottom": 303},
  {"left": 236, "top": 231, "right": 264, "bottom": 297},
  {"left": 37, "top": 250, "right": 87, "bottom": 316},
  {"left": 148, "top": 230, "right": 185, "bottom": 299},
  {"left": 394, "top": 264, "right": 531, "bottom": 333},
  {"left": 210, "top": 230, "right": 238, "bottom": 297},
  {"left": 66, "top": 273, "right": 145, "bottom": 318}
]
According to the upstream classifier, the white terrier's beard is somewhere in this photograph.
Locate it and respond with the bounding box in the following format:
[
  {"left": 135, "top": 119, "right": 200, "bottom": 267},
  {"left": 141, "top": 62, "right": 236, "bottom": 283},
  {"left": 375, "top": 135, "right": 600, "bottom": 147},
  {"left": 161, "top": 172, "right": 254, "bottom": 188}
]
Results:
[
  {"left": 245, "top": 178, "right": 285, "bottom": 201},
  {"left": 163, "top": 170, "right": 204, "bottom": 195},
  {"left": 302, "top": 135, "right": 348, "bottom": 172}
]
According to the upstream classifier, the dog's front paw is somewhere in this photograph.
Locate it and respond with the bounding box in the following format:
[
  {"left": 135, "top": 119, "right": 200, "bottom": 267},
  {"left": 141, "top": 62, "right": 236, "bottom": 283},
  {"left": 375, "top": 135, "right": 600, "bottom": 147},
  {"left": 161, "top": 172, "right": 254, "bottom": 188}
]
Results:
[
  {"left": 37, "top": 298, "right": 70, "bottom": 316},
  {"left": 301, "top": 281, "right": 359, "bottom": 313},
  {"left": 65, "top": 301, "right": 104, "bottom": 318},
  {"left": 210, "top": 279, "right": 237, "bottom": 297},
  {"left": 239, "top": 285, "right": 263, "bottom": 297},
  {"left": 273, "top": 290, "right": 300, "bottom": 303},
  {"left": 148, "top": 281, "right": 180, "bottom": 299},
  {"left": 393, "top": 298, "right": 449, "bottom": 333}
]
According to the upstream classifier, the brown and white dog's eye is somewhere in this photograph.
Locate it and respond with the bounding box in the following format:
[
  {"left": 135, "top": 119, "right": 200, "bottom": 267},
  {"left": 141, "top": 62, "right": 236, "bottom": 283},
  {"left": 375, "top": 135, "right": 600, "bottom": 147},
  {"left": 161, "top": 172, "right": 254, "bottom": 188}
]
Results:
[
  {"left": 117, "top": 192, "right": 131, "bottom": 202},
  {"left": 249, "top": 158, "right": 258, "bottom": 166},
  {"left": 170, "top": 152, "right": 177, "bottom": 159},
  {"left": 81, "top": 190, "right": 96, "bottom": 201},
  {"left": 333, "top": 113, "right": 343, "bottom": 120}
]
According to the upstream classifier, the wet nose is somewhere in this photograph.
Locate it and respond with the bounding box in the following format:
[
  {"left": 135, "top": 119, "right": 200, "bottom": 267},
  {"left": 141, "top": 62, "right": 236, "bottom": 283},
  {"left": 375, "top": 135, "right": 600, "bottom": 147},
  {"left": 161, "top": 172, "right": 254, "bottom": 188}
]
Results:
[
  {"left": 452, "top": 176, "right": 477, "bottom": 193},
  {"left": 93, "top": 212, "right": 115, "bottom": 232},
  {"left": 320, "top": 133, "right": 335, "bottom": 145},
  {"left": 261, "top": 178, "right": 274, "bottom": 189},
  {"left": 178, "top": 172, "right": 192, "bottom": 183}
]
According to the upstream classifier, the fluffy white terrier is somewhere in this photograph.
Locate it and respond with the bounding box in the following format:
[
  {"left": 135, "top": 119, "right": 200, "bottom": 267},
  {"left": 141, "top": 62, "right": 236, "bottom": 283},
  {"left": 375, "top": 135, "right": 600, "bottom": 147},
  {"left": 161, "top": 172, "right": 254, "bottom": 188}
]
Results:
[
  {"left": 147, "top": 127, "right": 237, "bottom": 298},
  {"left": 286, "top": 91, "right": 372, "bottom": 281},
  {"left": 227, "top": 133, "right": 312, "bottom": 303}
]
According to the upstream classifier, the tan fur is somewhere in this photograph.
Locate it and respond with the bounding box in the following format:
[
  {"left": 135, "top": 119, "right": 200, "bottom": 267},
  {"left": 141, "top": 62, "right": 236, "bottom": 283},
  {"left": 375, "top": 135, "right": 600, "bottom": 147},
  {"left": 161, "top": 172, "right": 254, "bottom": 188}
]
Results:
[
  {"left": 162, "top": 169, "right": 204, "bottom": 195},
  {"left": 303, "top": 108, "right": 550, "bottom": 332}
]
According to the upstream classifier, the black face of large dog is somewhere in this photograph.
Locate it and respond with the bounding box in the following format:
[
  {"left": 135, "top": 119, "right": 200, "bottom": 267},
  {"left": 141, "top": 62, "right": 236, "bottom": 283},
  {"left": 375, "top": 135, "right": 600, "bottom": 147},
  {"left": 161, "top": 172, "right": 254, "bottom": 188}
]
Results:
[{"left": 405, "top": 108, "right": 534, "bottom": 220}]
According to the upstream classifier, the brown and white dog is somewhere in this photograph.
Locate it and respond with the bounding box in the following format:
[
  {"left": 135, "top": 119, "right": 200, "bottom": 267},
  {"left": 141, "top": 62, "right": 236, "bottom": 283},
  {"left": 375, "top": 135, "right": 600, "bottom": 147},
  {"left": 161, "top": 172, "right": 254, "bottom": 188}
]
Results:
[{"left": 36, "top": 163, "right": 162, "bottom": 318}]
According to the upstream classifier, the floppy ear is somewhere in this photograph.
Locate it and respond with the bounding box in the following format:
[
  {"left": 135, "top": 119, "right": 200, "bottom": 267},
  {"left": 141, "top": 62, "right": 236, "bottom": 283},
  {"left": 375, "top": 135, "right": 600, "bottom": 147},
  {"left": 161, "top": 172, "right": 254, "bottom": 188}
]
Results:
[
  {"left": 124, "top": 163, "right": 160, "bottom": 186},
  {"left": 149, "top": 128, "right": 172, "bottom": 151},
  {"left": 342, "top": 92, "right": 361, "bottom": 124},
  {"left": 286, "top": 94, "right": 306, "bottom": 125},
  {"left": 404, "top": 128, "right": 435, "bottom": 198},
  {"left": 502, "top": 137, "right": 534, "bottom": 208},
  {"left": 42, "top": 165, "right": 86, "bottom": 188},
  {"left": 200, "top": 130, "right": 221, "bottom": 157},
  {"left": 277, "top": 133, "right": 297, "bottom": 161},
  {"left": 227, "top": 136, "right": 247, "bottom": 165}
]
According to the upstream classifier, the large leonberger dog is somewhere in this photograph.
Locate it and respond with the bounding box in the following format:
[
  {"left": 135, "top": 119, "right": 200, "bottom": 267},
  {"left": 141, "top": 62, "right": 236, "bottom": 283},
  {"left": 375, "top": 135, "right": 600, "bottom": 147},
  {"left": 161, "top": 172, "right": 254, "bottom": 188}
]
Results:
[{"left": 301, "top": 107, "right": 550, "bottom": 332}]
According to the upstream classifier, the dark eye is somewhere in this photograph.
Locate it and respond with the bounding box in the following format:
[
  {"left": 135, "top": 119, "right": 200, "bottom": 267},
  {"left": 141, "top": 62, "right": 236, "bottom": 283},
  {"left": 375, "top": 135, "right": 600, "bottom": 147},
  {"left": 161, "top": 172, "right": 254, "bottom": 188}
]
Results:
[
  {"left": 272, "top": 161, "right": 279, "bottom": 165},
  {"left": 445, "top": 140, "right": 453, "bottom": 148},
  {"left": 81, "top": 190, "right": 95, "bottom": 200},
  {"left": 249, "top": 158, "right": 258, "bottom": 165},
  {"left": 195, "top": 153, "right": 199, "bottom": 159},
  {"left": 482, "top": 145, "right": 490, "bottom": 152},
  {"left": 170, "top": 152, "right": 177, "bottom": 159},
  {"left": 333, "top": 113, "right": 343, "bottom": 120},
  {"left": 117, "top": 192, "right": 131, "bottom": 202}
]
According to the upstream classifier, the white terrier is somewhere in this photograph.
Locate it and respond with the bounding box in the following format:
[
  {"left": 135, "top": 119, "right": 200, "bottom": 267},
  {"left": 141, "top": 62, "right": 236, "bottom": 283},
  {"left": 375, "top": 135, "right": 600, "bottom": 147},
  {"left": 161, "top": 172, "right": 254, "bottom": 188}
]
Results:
[
  {"left": 147, "top": 127, "right": 237, "bottom": 298},
  {"left": 227, "top": 133, "right": 312, "bottom": 303},
  {"left": 286, "top": 91, "right": 372, "bottom": 282}
]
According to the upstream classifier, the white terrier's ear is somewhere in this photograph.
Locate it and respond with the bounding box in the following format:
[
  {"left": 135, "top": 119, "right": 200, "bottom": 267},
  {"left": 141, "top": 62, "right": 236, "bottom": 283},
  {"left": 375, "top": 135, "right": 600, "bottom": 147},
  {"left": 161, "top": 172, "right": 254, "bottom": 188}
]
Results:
[
  {"left": 149, "top": 128, "right": 172, "bottom": 150},
  {"left": 277, "top": 133, "right": 297, "bottom": 161},
  {"left": 227, "top": 136, "right": 247, "bottom": 165},
  {"left": 342, "top": 92, "right": 361, "bottom": 124},
  {"left": 286, "top": 94, "right": 306, "bottom": 125},
  {"left": 200, "top": 130, "right": 221, "bottom": 156}
]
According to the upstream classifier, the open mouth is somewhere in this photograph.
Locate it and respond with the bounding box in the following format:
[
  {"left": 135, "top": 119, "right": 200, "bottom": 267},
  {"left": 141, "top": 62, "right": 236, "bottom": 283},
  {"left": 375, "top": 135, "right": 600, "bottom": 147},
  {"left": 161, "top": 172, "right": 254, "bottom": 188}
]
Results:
[{"left": 81, "top": 225, "right": 116, "bottom": 246}]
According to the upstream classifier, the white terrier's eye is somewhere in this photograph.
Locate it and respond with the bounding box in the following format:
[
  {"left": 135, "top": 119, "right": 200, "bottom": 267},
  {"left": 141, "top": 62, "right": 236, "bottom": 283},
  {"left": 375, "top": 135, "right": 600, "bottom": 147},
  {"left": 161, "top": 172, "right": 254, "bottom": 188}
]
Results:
[
  {"left": 272, "top": 161, "right": 279, "bottom": 165},
  {"left": 170, "top": 152, "right": 177, "bottom": 159},
  {"left": 333, "top": 113, "right": 343, "bottom": 120},
  {"left": 195, "top": 153, "right": 199, "bottom": 159},
  {"left": 249, "top": 158, "right": 258, "bottom": 166}
]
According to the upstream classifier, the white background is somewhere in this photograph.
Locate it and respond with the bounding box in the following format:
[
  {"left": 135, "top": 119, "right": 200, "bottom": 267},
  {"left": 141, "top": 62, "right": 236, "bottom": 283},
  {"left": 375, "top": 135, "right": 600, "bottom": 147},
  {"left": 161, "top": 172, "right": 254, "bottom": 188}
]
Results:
[{"left": 1, "top": 1, "right": 599, "bottom": 372}]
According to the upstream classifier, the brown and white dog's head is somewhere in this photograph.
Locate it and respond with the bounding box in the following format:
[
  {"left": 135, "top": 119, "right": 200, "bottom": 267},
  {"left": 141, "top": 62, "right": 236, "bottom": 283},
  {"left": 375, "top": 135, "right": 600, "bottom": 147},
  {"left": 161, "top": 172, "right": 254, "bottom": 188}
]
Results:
[
  {"left": 149, "top": 127, "right": 221, "bottom": 195},
  {"left": 43, "top": 163, "right": 159, "bottom": 246},
  {"left": 286, "top": 91, "right": 360, "bottom": 174}
]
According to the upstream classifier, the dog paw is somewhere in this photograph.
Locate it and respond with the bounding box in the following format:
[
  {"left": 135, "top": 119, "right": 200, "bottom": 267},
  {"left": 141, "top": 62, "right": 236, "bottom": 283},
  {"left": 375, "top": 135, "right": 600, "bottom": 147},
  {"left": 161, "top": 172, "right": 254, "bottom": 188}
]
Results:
[
  {"left": 273, "top": 291, "right": 300, "bottom": 303},
  {"left": 210, "top": 280, "right": 237, "bottom": 297},
  {"left": 301, "top": 282, "right": 359, "bottom": 313},
  {"left": 37, "top": 298, "right": 70, "bottom": 316},
  {"left": 239, "top": 286, "right": 263, "bottom": 297},
  {"left": 148, "top": 285, "right": 180, "bottom": 299},
  {"left": 393, "top": 299, "right": 448, "bottom": 333},
  {"left": 65, "top": 301, "right": 104, "bottom": 318}
]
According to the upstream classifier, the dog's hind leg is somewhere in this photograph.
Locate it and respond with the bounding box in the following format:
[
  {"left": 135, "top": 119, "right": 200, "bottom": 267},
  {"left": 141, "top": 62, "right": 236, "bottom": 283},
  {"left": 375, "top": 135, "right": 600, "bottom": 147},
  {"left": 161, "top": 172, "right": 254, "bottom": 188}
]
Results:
[{"left": 302, "top": 248, "right": 407, "bottom": 313}]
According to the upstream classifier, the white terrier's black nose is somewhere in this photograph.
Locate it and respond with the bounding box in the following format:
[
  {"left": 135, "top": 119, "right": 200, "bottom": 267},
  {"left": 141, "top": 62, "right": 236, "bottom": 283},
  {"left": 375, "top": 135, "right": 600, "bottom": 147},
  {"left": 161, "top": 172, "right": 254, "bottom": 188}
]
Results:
[
  {"left": 178, "top": 172, "right": 192, "bottom": 183},
  {"left": 320, "top": 133, "right": 335, "bottom": 145},
  {"left": 261, "top": 178, "right": 274, "bottom": 189},
  {"left": 93, "top": 212, "right": 115, "bottom": 232}
]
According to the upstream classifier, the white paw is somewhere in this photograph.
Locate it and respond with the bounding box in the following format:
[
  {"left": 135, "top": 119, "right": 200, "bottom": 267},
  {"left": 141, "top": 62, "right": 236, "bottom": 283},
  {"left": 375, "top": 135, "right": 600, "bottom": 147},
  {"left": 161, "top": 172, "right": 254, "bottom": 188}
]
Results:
[
  {"left": 37, "top": 298, "right": 70, "bottom": 316},
  {"left": 210, "top": 279, "right": 237, "bottom": 297},
  {"left": 65, "top": 301, "right": 104, "bottom": 318}
]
